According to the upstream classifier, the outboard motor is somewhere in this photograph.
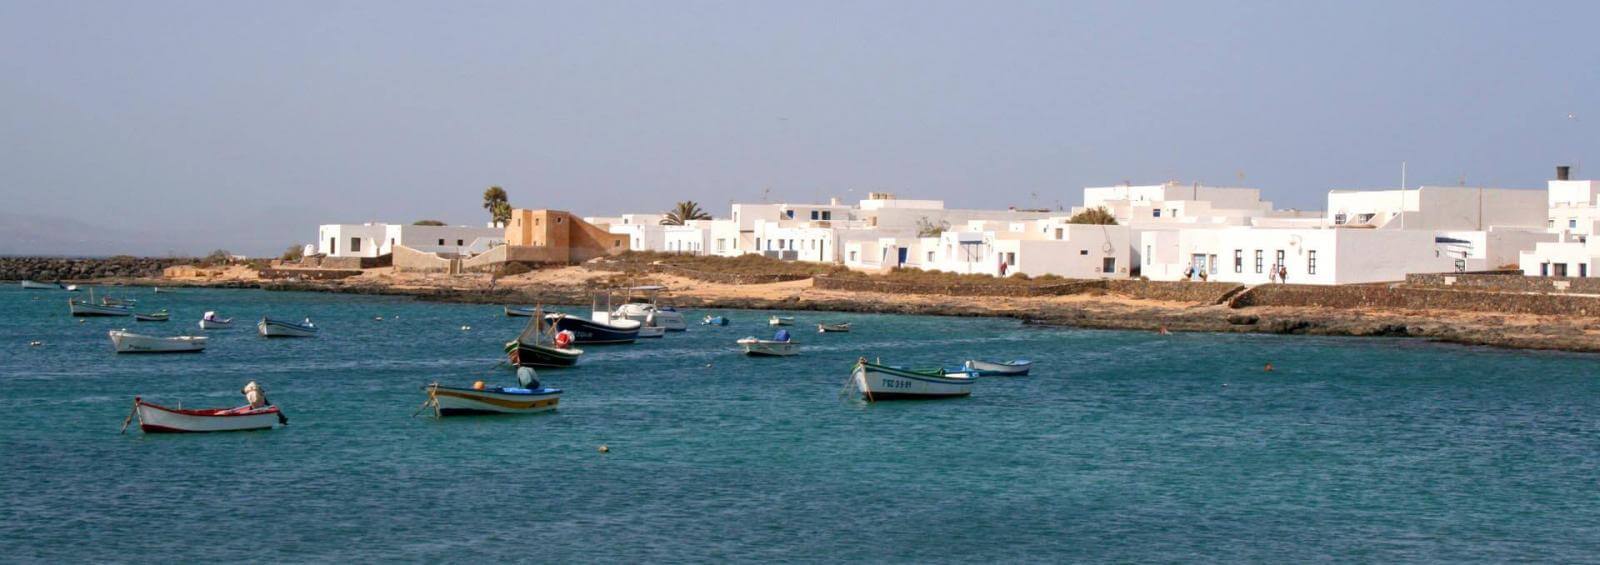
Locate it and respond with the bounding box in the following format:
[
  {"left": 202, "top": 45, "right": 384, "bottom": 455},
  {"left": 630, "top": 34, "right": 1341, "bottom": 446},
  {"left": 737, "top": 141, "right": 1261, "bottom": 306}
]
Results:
[{"left": 516, "top": 367, "right": 541, "bottom": 390}]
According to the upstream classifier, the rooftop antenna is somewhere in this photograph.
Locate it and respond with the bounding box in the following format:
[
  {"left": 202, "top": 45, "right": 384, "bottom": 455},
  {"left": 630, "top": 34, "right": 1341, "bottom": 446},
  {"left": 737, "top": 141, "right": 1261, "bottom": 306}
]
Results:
[{"left": 762, "top": 186, "right": 771, "bottom": 204}]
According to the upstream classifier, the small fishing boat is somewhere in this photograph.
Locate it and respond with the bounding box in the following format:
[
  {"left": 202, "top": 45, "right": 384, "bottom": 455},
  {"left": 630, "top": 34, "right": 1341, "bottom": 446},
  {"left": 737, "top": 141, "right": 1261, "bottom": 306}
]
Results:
[
  {"left": 20, "top": 280, "right": 60, "bottom": 290},
  {"left": 126, "top": 396, "right": 283, "bottom": 433},
  {"left": 738, "top": 329, "right": 798, "bottom": 356},
  {"left": 70, "top": 289, "right": 132, "bottom": 317},
  {"left": 134, "top": 309, "right": 170, "bottom": 322},
  {"left": 545, "top": 313, "right": 639, "bottom": 344},
  {"left": 109, "top": 330, "right": 207, "bottom": 353},
  {"left": 963, "top": 359, "right": 1033, "bottom": 376},
  {"left": 612, "top": 285, "right": 688, "bottom": 331},
  {"left": 101, "top": 296, "right": 138, "bottom": 307},
  {"left": 421, "top": 368, "right": 561, "bottom": 417},
  {"left": 852, "top": 358, "right": 978, "bottom": 401},
  {"left": 702, "top": 315, "right": 729, "bottom": 326},
  {"left": 65, "top": 285, "right": 79, "bottom": 292},
  {"left": 504, "top": 307, "right": 583, "bottom": 368},
  {"left": 817, "top": 322, "right": 852, "bottom": 333},
  {"left": 258, "top": 317, "right": 318, "bottom": 337},
  {"left": 769, "top": 315, "right": 795, "bottom": 326},
  {"left": 198, "top": 311, "right": 233, "bottom": 329},
  {"left": 504, "top": 306, "right": 538, "bottom": 317}
]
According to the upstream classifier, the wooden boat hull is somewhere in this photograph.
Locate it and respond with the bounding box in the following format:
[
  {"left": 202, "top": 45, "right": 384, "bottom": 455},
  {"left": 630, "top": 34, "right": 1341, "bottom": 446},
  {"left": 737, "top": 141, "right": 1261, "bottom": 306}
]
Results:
[
  {"left": 544, "top": 314, "right": 639, "bottom": 344},
  {"left": 136, "top": 398, "right": 279, "bottom": 433},
  {"left": 259, "top": 318, "right": 318, "bottom": 337},
  {"left": 964, "top": 359, "right": 1032, "bottom": 376},
  {"left": 134, "top": 312, "right": 169, "bottom": 322},
  {"left": 853, "top": 361, "right": 977, "bottom": 401},
  {"left": 504, "top": 340, "right": 582, "bottom": 368},
  {"left": 818, "top": 323, "right": 851, "bottom": 333},
  {"left": 110, "top": 330, "right": 206, "bottom": 353},
  {"left": 70, "top": 300, "right": 132, "bottom": 317},
  {"left": 504, "top": 306, "right": 537, "bottom": 317},
  {"left": 769, "top": 317, "right": 794, "bottom": 326},
  {"left": 426, "top": 384, "right": 561, "bottom": 416},
  {"left": 738, "top": 338, "right": 799, "bottom": 356}
]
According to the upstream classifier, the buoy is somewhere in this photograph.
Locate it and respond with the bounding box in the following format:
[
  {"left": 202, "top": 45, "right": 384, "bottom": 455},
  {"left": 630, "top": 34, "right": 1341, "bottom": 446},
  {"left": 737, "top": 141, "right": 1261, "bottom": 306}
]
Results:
[
  {"left": 1264, "top": 363, "right": 1274, "bottom": 372},
  {"left": 472, "top": 380, "right": 485, "bottom": 390},
  {"left": 598, "top": 445, "right": 610, "bottom": 453}
]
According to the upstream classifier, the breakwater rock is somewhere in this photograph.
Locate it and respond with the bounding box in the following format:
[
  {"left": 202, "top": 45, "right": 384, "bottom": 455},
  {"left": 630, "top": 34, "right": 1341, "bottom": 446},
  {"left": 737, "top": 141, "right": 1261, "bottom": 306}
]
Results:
[{"left": 0, "top": 257, "right": 190, "bottom": 282}]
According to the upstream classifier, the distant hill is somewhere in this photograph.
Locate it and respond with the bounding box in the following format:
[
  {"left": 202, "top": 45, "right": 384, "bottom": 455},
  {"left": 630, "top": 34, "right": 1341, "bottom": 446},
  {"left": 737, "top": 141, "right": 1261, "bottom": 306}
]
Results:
[{"left": 0, "top": 212, "right": 200, "bottom": 257}]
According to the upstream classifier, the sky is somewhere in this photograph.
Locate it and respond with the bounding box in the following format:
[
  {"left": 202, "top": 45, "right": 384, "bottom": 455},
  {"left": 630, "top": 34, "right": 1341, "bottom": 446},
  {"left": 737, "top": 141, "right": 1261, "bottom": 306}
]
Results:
[{"left": 1, "top": 1, "right": 1596, "bottom": 256}]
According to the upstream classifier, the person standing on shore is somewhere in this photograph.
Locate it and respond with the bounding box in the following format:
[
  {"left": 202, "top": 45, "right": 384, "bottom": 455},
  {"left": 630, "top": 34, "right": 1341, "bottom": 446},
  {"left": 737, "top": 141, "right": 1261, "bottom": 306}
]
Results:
[
  {"left": 1278, "top": 264, "right": 1288, "bottom": 284},
  {"left": 1269, "top": 264, "right": 1278, "bottom": 284}
]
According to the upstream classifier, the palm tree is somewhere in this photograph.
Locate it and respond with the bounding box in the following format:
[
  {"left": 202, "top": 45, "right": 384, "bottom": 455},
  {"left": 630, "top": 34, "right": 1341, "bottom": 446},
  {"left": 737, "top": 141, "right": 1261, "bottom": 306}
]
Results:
[
  {"left": 660, "top": 201, "right": 712, "bottom": 225},
  {"left": 1066, "top": 207, "right": 1117, "bottom": 225},
  {"left": 483, "top": 186, "right": 511, "bottom": 226}
]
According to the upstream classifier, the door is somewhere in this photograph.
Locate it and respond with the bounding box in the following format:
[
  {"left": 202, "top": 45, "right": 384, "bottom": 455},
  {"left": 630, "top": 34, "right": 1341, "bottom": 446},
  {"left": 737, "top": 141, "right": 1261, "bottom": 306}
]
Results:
[
  {"left": 1190, "top": 254, "right": 1207, "bottom": 280},
  {"left": 897, "top": 247, "right": 908, "bottom": 266}
]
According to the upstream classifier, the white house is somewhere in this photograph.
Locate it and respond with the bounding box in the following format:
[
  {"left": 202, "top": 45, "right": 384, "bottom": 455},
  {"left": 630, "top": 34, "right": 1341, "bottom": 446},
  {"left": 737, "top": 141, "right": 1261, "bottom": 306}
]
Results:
[
  {"left": 317, "top": 223, "right": 505, "bottom": 258},
  {"left": 1520, "top": 168, "right": 1600, "bottom": 277}
]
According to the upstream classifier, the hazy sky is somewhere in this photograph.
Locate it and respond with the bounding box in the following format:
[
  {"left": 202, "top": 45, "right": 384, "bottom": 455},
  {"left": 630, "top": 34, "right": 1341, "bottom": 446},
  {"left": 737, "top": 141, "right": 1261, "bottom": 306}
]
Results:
[{"left": 2, "top": 1, "right": 1596, "bottom": 256}]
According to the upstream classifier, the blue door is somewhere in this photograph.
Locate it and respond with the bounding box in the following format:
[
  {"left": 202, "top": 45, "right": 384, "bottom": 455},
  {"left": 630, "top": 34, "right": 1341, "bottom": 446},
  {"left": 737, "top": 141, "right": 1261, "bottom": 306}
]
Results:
[{"left": 897, "top": 247, "right": 909, "bottom": 266}]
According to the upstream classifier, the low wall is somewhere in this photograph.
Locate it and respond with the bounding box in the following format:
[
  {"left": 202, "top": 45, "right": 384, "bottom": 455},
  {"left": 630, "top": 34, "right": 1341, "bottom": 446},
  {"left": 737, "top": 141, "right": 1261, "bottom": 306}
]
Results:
[
  {"left": 1230, "top": 284, "right": 1600, "bottom": 316},
  {"left": 0, "top": 257, "right": 190, "bottom": 281},
  {"left": 814, "top": 276, "right": 1106, "bottom": 297},
  {"left": 278, "top": 255, "right": 390, "bottom": 270},
  {"left": 1107, "top": 280, "right": 1244, "bottom": 304},
  {"left": 258, "top": 268, "right": 362, "bottom": 280},
  {"left": 1406, "top": 272, "right": 1600, "bottom": 294},
  {"left": 596, "top": 261, "right": 812, "bottom": 285},
  {"left": 393, "top": 245, "right": 455, "bottom": 273}
]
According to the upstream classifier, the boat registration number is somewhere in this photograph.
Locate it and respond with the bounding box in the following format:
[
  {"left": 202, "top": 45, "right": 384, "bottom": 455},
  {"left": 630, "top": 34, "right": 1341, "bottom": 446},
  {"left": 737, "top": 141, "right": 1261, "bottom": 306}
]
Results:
[{"left": 881, "top": 378, "right": 912, "bottom": 389}]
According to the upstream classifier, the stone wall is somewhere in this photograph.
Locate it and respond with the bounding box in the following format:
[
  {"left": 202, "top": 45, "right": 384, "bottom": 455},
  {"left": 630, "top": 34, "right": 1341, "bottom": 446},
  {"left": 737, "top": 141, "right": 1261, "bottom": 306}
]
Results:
[
  {"left": 596, "top": 262, "right": 812, "bottom": 285},
  {"left": 0, "top": 257, "right": 190, "bottom": 281},
  {"left": 1406, "top": 272, "right": 1600, "bottom": 294},
  {"left": 258, "top": 268, "right": 363, "bottom": 280},
  {"left": 276, "top": 255, "right": 390, "bottom": 270},
  {"left": 1230, "top": 284, "right": 1600, "bottom": 316},
  {"left": 1107, "top": 280, "right": 1244, "bottom": 304},
  {"left": 814, "top": 275, "right": 1105, "bottom": 297}
]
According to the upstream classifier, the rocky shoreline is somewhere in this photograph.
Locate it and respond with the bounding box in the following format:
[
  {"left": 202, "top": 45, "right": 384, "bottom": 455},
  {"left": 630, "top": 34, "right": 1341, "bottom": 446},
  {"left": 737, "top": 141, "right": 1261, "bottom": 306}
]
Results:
[
  {"left": 0, "top": 257, "right": 189, "bottom": 282},
  {"left": 85, "top": 275, "right": 1600, "bottom": 355}
]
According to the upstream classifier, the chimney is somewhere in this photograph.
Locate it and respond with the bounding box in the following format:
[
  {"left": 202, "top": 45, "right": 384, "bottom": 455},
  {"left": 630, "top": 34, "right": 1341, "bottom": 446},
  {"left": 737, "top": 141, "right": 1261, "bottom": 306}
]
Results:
[{"left": 1557, "top": 165, "right": 1571, "bottom": 181}]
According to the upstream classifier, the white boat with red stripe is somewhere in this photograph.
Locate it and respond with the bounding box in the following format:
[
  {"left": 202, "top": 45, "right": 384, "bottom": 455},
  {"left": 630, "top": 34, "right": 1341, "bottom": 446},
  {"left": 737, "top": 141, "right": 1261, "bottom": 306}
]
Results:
[{"left": 127, "top": 397, "right": 284, "bottom": 433}]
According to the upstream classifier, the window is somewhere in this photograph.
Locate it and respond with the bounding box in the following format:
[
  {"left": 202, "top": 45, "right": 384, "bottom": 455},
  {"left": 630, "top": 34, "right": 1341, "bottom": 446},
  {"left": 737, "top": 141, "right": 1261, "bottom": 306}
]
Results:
[
  {"left": 456, "top": 239, "right": 464, "bottom": 246},
  {"left": 849, "top": 250, "right": 857, "bottom": 261},
  {"left": 785, "top": 210, "right": 795, "bottom": 219},
  {"left": 438, "top": 239, "right": 445, "bottom": 245},
  {"left": 1254, "top": 250, "right": 1263, "bottom": 273},
  {"left": 1102, "top": 257, "right": 1116, "bottom": 273},
  {"left": 778, "top": 240, "right": 785, "bottom": 249},
  {"left": 810, "top": 210, "right": 819, "bottom": 220},
  {"left": 1233, "top": 250, "right": 1243, "bottom": 273},
  {"left": 1554, "top": 263, "right": 1569, "bottom": 277},
  {"left": 1152, "top": 209, "right": 1161, "bottom": 218},
  {"left": 350, "top": 237, "right": 361, "bottom": 252},
  {"left": 716, "top": 239, "right": 727, "bottom": 252},
  {"left": 1541, "top": 262, "right": 1550, "bottom": 277},
  {"left": 1334, "top": 213, "right": 1347, "bottom": 225},
  {"left": 1275, "top": 250, "right": 1285, "bottom": 268},
  {"left": 756, "top": 238, "right": 761, "bottom": 249},
  {"left": 1583, "top": 264, "right": 1590, "bottom": 278},
  {"left": 789, "top": 239, "right": 795, "bottom": 250},
  {"left": 1307, "top": 250, "right": 1317, "bottom": 275},
  {"left": 614, "top": 240, "right": 621, "bottom": 248},
  {"left": 927, "top": 251, "right": 935, "bottom": 262},
  {"left": 1055, "top": 228, "right": 1064, "bottom": 239},
  {"left": 1571, "top": 219, "right": 1578, "bottom": 229},
  {"left": 1079, "top": 249, "right": 1088, "bottom": 255},
  {"left": 556, "top": 217, "right": 562, "bottom": 223},
  {"left": 1208, "top": 254, "right": 1218, "bottom": 274},
  {"left": 822, "top": 211, "right": 832, "bottom": 220},
  {"left": 329, "top": 237, "right": 336, "bottom": 255}
]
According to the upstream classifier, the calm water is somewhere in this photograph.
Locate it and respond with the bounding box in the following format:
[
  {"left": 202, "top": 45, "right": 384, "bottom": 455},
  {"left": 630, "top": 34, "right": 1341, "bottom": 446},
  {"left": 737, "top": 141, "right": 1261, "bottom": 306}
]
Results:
[{"left": 2, "top": 287, "right": 1598, "bottom": 562}]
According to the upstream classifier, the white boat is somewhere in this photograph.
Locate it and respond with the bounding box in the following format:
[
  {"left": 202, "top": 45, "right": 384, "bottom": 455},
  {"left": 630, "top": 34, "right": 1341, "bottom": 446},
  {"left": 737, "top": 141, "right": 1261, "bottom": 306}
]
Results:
[
  {"left": 259, "top": 317, "right": 318, "bottom": 337},
  {"left": 198, "top": 311, "right": 234, "bottom": 329},
  {"left": 20, "top": 280, "right": 60, "bottom": 290},
  {"left": 818, "top": 322, "right": 851, "bottom": 333},
  {"left": 70, "top": 298, "right": 133, "bottom": 317},
  {"left": 738, "top": 329, "right": 798, "bottom": 356},
  {"left": 638, "top": 325, "right": 666, "bottom": 338},
  {"left": 65, "top": 285, "right": 79, "bottom": 292},
  {"left": 109, "top": 330, "right": 207, "bottom": 353},
  {"left": 130, "top": 396, "right": 281, "bottom": 433},
  {"left": 612, "top": 285, "right": 688, "bottom": 331},
  {"left": 963, "top": 359, "right": 1033, "bottom": 376},
  {"left": 769, "top": 315, "right": 795, "bottom": 326},
  {"left": 852, "top": 359, "right": 978, "bottom": 401}
]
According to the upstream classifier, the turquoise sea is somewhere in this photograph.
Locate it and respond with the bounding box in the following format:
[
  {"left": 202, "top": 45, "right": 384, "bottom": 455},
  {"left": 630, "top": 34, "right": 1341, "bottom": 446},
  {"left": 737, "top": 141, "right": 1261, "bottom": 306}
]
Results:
[{"left": 2, "top": 286, "right": 1598, "bottom": 562}]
